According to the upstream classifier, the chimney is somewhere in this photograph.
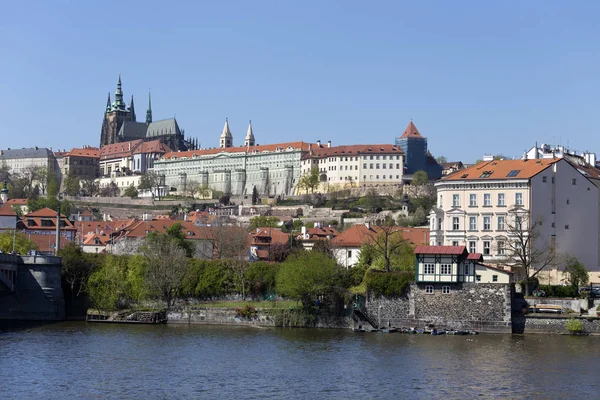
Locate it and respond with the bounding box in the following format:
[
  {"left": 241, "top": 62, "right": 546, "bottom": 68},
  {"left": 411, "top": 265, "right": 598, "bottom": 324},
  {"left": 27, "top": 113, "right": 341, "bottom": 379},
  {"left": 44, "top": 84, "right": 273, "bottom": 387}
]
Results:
[
  {"left": 128, "top": 142, "right": 131, "bottom": 151},
  {"left": 301, "top": 226, "right": 307, "bottom": 238},
  {"left": 317, "top": 140, "right": 321, "bottom": 147},
  {"left": 365, "top": 221, "right": 371, "bottom": 230},
  {"left": 327, "top": 140, "right": 331, "bottom": 148}
]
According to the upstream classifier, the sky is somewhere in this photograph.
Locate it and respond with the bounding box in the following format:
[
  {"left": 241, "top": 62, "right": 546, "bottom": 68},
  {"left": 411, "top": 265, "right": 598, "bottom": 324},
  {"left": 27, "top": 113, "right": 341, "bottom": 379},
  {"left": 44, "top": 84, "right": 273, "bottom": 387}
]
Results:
[{"left": 0, "top": 0, "right": 598, "bottom": 163}]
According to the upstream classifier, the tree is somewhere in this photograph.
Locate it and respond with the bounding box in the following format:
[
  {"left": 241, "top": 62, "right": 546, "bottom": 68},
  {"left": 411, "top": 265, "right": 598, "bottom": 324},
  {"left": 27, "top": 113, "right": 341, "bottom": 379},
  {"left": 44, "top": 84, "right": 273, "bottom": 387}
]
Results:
[
  {"left": 412, "top": 170, "right": 429, "bottom": 185},
  {"left": 0, "top": 230, "right": 38, "bottom": 254},
  {"left": 63, "top": 172, "right": 81, "bottom": 196},
  {"left": 139, "top": 171, "right": 162, "bottom": 198},
  {"left": 298, "top": 168, "right": 320, "bottom": 194},
  {"left": 312, "top": 239, "right": 334, "bottom": 259},
  {"left": 249, "top": 216, "right": 280, "bottom": 230},
  {"left": 59, "top": 243, "right": 101, "bottom": 299},
  {"left": 364, "top": 225, "right": 412, "bottom": 273},
  {"left": 46, "top": 171, "right": 60, "bottom": 197},
  {"left": 123, "top": 184, "right": 138, "bottom": 198},
  {"left": 0, "top": 162, "right": 10, "bottom": 183},
  {"left": 276, "top": 251, "right": 341, "bottom": 309},
  {"left": 34, "top": 167, "right": 49, "bottom": 195},
  {"left": 141, "top": 232, "right": 189, "bottom": 307},
  {"left": 197, "top": 184, "right": 211, "bottom": 200},
  {"left": 436, "top": 156, "right": 448, "bottom": 164},
  {"left": 562, "top": 256, "right": 589, "bottom": 289},
  {"left": 252, "top": 186, "right": 259, "bottom": 205},
  {"left": 501, "top": 212, "right": 559, "bottom": 295},
  {"left": 99, "top": 182, "right": 120, "bottom": 197},
  {"left": 185, "top": 179, "right": 200, "bottom": 199},
  {"left": 80, "top": 178, "right": 99, "bottom": 197}
]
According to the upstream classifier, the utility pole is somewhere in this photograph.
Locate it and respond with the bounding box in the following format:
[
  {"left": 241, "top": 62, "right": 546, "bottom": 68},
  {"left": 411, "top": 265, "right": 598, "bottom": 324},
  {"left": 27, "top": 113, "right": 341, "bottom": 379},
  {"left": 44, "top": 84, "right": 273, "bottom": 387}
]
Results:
[
  {"left": 55, "top": 205, "right": 61, "bottom": 256},
  {"left": 12, "top": 221, "right": 16, "bottom": 253}
]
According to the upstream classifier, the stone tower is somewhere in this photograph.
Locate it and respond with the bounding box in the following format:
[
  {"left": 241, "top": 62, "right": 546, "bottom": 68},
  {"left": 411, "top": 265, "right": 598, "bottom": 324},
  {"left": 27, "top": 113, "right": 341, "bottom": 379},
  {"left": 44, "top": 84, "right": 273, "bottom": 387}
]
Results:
[
  {"left": 244, "top": 120, "right": 255, "bottom": 147},
  {"left": 100, "top": 75, "right": 136, "bottom": 147},
  {"left": 220, "top": 118, "right": 233, "bottom": 148}
]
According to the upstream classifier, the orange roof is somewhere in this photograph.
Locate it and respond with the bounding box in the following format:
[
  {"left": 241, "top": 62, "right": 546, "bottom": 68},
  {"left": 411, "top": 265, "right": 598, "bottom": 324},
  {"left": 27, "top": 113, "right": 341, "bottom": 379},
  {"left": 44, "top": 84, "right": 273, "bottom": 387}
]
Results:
[
  {"left": 67, "top": 148, "right": 101, "bottom": 158},
  {"left": 250, "top": 228, "right": 290, "bottom": 245},
  {"left": 161, "top": 141, "right": 313, "bottom": 160},
  {"left": 74, "top": 219, "right": 137, "bottom": 236},
  {"left": 0, "top": 203, "right": 17, "bottom": 217},
  {"left": 305, "top": 144, "right": 403, "bottom": 159},
  {"left": 6, "top": 199, "right": 27, "bottom": 205},
  {"left": 414, "top": 245, "right": 467, "bottom": 255},
  {"left": 442, "top": 159, "right": 559, "bottom": 181},
  {"left": 100, "top": 140, "right": 143, "bottom": 160},
  {"left": 25, "top": 208, "right": 67, "bottom": 218},
  {"left": 399, "top": 121, "right": 424, "bottom": 139},
  {"left": 83, "top": 232, "right": 112, "bottom": 246},
  {"left": 26, "top": 233, "right": 71, "bottom": 253},
  {"left": 332, "top": 224, "right": 429, "bottom": 248},
  {"left": 134, "top": 140, "right": 171, "bottom": 155}
]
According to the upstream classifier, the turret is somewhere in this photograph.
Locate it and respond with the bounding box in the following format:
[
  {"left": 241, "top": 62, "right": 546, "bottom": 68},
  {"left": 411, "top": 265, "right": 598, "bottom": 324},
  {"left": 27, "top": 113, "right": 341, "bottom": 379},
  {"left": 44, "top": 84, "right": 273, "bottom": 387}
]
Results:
[
  {"left": 220, "top": 118, "right": 233, "bottom": 148},
  {"left": 112, "top": 74, "right": 127, "bottom": 111},
  {"left": 129, "top": 95, "right": 136, "bottom": 121},
  {"left": 244, "top": 120, "right": 255, "bottom": 147},
  {"left": 146, "top": 91, "right": 153, "bottom": 124}
]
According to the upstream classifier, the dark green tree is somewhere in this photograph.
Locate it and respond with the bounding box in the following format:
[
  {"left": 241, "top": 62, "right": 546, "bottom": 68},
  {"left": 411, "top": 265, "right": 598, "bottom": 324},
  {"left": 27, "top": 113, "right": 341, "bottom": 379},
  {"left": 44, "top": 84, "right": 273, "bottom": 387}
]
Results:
[
  {"left": 412, "top": 170, "right": 429, "bottom": 185},
  {"left": 252, "top": 186, "right": 259, "bottom": 205},
  {"left": 123, "top": 184, "right": 138, "bottom": 198},
  {"left": 562, "top": 256, "right": 589, "bottom": 289}
]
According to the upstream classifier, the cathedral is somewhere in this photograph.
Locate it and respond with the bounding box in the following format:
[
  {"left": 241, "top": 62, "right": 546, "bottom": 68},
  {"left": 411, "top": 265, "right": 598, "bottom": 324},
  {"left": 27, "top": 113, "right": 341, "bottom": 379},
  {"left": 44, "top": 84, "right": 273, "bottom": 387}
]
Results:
[{"left": 99, "top": 76, "right": 198, "bottom": 151}]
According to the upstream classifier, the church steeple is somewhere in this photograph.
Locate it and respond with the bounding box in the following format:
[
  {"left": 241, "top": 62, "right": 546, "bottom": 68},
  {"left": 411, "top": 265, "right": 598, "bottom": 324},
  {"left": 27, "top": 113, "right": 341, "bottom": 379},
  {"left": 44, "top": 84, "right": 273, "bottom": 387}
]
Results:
[
  {"left": 146, "top": 91, "right": 153, "bottom": 124},
  {"left": 112, "top": 74, "right": 126, "bottom": 111},
  {"left": 129, "top": 95, "right": 136, "bottom": 121},
  {"left": 244, "top": 120, "right": 255, "bottom": 147},
  {"left": 220, "top": 118, "right": 233, "bottom": 148},
  {"left": 106, "top": 92, "right": 111, "bottom": 112}
]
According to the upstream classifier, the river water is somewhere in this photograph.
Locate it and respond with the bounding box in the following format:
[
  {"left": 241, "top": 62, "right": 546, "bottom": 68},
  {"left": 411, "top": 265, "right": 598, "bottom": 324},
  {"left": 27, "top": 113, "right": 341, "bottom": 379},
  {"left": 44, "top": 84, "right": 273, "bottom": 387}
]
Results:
[{"left": 1, "top": 322, "right": 599, "bottom": 399}]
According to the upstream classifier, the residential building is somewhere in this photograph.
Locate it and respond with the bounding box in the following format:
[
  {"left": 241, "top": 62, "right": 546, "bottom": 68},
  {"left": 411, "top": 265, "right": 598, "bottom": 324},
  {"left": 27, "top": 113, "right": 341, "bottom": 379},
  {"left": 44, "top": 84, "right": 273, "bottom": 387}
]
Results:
[
  {"left": 249, "top": 227, "right": 290, "bottom": 261},
  {"left": 300, "top": 143, "right": 404, "bottom": 190},
  {"left": 61, "top": 146, "right": 101, "bottom": 181},
  {"left": 0, "top": 203, "right": 17, "bottom": 230},
  {"left": 430, "top": 158, "right": 599, "bottom": 271},
  {"left": 100, "top": 76, "right": 198, "bottom": 151},
  {"left": 0, "top": 147, "right": 58, "bottom": 187},
  {"left": 395, "top": 121, "right": 443, "bottom": 180},
  {"left": 331, "top": 223, "right": 430, "bottom": 268},
  {"left": 152, "top": 133, "right": 313, "bottom": 197},
  {"left": 441, "top": 161, "right": 464, "bottom": 176},
  {"left": 19, "top": 208, "right": 77, "bottom": 242},
  {"left": 298, "top": 225, "right": 339, "bottom": 250}
]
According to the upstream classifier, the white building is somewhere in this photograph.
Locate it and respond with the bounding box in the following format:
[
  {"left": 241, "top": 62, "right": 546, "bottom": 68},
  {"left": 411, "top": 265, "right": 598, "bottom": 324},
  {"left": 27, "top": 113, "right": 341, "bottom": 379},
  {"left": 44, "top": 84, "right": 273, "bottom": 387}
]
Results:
[
  {"left": 0, "top": 147, "right": 58, "bottom": 188},
  {"left": 300, "top": 143, "right": 404, "bottom": 191},
  {"left": 430, "top": 158, "right": 599, "bottom": 271}
]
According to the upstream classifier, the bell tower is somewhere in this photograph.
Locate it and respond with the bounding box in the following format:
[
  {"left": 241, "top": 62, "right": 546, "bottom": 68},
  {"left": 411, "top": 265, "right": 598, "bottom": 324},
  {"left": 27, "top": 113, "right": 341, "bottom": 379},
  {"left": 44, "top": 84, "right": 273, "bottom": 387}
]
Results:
[{"left": 100, "top": 75, "right": 135, "bottom": 146}]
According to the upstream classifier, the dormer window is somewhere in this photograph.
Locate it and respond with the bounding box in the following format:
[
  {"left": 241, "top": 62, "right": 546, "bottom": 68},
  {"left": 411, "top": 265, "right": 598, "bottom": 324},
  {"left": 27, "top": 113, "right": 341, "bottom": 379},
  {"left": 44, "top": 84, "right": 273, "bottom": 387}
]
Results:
[
  {"left": 480, "top": 171, "right": 493, "bottom": 178},
  {"left": 507, "top": 169, "right": 521, "bottom": 177}
]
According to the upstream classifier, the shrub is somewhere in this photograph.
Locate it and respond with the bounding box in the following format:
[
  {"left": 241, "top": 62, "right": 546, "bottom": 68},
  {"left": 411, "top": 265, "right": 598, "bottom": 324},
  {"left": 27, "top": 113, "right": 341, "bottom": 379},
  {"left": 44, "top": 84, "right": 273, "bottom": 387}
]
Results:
[
  {"left": 565, "top": 318, "right": 584, "bottom": 334},
  {"left": 364, "top": 270, "right": 414, "bottom": 297},
  {"left": 235, "top": 305, "right": 257, "bottom": 319},
  {"left": 538, "top": 285, "right": 578, "bottom": 298}
]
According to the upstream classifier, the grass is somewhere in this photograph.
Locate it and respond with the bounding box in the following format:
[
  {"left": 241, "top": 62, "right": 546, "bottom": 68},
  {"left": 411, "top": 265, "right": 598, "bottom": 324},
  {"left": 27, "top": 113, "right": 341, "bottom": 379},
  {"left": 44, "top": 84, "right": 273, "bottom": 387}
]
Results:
[{"left": 188, "top": 300, "right": 298, "bottom": 309}]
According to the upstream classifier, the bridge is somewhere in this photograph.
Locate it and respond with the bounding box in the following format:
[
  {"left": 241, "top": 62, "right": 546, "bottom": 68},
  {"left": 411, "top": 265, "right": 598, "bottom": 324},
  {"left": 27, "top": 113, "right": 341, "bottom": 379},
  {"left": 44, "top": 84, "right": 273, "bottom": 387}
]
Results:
[{"left": 0, "top": 253, "right": 65, "bottom": 320}]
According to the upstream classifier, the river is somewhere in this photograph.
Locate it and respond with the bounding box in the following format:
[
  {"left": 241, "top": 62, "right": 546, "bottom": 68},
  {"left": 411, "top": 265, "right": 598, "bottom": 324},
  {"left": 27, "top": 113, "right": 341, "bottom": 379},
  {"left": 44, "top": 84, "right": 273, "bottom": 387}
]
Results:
[{"left": 0, "top": 322, "right": 599, "bottom": 399}]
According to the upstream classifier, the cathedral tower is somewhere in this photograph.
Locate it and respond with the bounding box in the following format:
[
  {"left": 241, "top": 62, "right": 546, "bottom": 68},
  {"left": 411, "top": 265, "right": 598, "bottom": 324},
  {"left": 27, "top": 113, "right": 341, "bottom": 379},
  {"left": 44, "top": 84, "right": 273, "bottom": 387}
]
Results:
[
  {"left": 220, "top": 118, "right": 233, "bottom": 148},
  {"left": 100, "top": 75, "right": 136, "bottom": 147}
]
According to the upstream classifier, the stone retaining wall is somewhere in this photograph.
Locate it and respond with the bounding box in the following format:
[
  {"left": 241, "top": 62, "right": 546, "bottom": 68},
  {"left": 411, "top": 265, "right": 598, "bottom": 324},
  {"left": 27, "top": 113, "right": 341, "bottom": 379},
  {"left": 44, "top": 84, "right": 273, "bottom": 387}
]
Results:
[{"left": 513, "top": 315, "right": 600, "bottom": 335}]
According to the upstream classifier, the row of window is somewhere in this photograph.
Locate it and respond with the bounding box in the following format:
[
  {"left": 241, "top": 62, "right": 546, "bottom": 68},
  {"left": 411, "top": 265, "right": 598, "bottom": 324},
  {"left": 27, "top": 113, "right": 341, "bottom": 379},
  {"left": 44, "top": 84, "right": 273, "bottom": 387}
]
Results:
[
  {"left": 446, "top": 192, "right": 523, "bottom": 208},
  {"left": 448, "top": 239, "right": 506, "bottom": 256}
]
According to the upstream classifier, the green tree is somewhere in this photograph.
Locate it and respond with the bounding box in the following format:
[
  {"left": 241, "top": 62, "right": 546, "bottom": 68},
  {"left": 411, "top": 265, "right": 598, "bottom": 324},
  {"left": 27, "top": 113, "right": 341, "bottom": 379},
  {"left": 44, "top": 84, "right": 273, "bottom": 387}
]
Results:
[
  {"left": 123, "top": 184, "right": 138, "bottom": 198},
  {"left": 412, "top": 170, "right": 429, "bottom": 185},
  {"left": 139, "top": 171, "right": 162, "bottom": 198},
  {"left": 63, "top": 172, "right": 81, "bottom": 196},
  {"left": 46, "top": 171, "right": 60, "bottom": 197},
  {"left": 562, "top": 256, "right": 589, "bottom": 289},
  {"left": 87, "top": 255, "right": 128, "bottom": 311},
  {"left": 252, "top": 186, "right": 259, "bottom": 205},
  {"left": 0, "top": 230, "right": 38, "bottom": 254},
  {"left": 436, "top": 156, "right": 448, "bottom": 164},
  {"left": 364, "top": 225, "right": 413, "bottom": 273},
  {"left": 249, "top": 216, "right": 280, "bottom": 230},
  {"left": 276, "top": 251, "right": 341, "bottom": 309}
]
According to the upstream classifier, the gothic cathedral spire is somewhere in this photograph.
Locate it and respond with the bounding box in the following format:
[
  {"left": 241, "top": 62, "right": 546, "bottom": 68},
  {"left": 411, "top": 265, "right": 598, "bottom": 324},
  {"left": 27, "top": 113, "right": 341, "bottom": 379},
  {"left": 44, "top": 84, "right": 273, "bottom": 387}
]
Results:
[
  {"left": 113, "top": 74, "right": 126, "bottom": 111},
  {"left": 106, "top": 92, "right": 111, "bottom": 112},
  {"left": 146, "top": 91, "right": 153, "bottom": 124},
  {"left": 129, "top": 95, "right": 136, "bottom": 121}
]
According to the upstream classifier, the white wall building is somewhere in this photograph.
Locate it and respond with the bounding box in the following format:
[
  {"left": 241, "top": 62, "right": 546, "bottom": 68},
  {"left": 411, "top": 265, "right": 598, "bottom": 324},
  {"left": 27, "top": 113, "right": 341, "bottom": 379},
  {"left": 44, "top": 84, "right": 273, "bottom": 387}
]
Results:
[{"left": 430, "top": 158, "right": 599, "bottom": 271}]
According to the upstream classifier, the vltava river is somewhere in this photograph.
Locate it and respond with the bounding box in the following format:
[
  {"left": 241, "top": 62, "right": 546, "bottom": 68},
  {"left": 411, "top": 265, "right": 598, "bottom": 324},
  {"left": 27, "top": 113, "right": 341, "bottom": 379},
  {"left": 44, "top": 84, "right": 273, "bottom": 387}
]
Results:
[{"left": 1, "top": 322, "right": 599, "bottom": 399}]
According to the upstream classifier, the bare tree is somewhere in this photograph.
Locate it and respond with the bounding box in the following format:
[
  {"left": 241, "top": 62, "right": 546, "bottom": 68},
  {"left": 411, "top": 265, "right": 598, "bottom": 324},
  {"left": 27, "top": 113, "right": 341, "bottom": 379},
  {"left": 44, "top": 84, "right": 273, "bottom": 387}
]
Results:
[
  {"left": 365, "top": 224, "right": 410, "bottom": 273},
  {"left": 139, "top": 171, "right": 162, "bottom": 198},
  {"left": 80, "top": 178, "right": 99, "bottom": 197},
  {"left": 501, "top": 211, "right": 558, "bottom": 295},
  {"left": 141, "top": 233, "right": 189, "bottom": 307}
]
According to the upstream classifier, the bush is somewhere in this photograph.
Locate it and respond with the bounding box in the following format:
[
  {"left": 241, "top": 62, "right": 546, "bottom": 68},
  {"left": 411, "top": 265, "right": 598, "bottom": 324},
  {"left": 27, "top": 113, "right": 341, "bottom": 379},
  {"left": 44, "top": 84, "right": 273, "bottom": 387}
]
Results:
[
  {"left": 364, "top": 270, "right": 414, "bottom": 297},
  {"left": 565, "top": 318, "right": 584, "bottom": 334},
  {"left": 235, "top": 305, "right": 257, "bottom": 319},
  {"left": 538, "top": 285, "right": 579, "bottom": 298},
  {"left": 245, "top": 262, "right": 280, "bottom": 299}
]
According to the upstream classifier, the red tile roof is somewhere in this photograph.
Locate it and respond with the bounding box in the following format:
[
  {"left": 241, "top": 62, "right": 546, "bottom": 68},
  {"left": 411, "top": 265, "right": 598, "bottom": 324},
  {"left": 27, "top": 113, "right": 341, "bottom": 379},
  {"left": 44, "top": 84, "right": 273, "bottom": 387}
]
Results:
[
  {"left": 250, "top": 227, "right": 290, "bottom": 245},
  {"left": 332, "top": 224, "right": 429, "bottom": 248},
  {"left": 100, "top": 140, "right": 143, "bottom": 160},
  {"left": 66, "top": 148, "right": 101, "bottom": 158},
  {"left": 414, "top": 245, "right": 467, "bottom": 255},
  {"left": 162, "top": 141, "right": 313, "bottom": 160},
  {"left": 305, "top": 144, "right": 403, "bottom": 159},
  {"left": 0, "top": 203, "right": 17, "bottom": 216},
  {"left": 25, "top": 208, "right": 67, "bottom": 218},
  {"left": 399, "top": 121, "right": 424, "bottom": 139},
  {"left": 467, "top": 253, "right": 484, "bottom": 261},
  {"left": 442, "top": 159, "right": 559, "bottom": 181},
  {"left": 6, "top": 199, "right": 27, "bottom": 205},
  {"left": 134, "top": 140, "right": 171, "bottom": 155},
  {"left": 26, "top": 233, "right": 71, "bottom": 253}
]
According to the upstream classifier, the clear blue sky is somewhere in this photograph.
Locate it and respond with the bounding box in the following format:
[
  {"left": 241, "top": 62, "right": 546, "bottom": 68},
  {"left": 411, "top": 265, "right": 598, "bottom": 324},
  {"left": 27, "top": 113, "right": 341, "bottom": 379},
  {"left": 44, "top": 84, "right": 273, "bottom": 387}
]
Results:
[{"left": 1, "top": 1, "right": 598, "bottom": 163}]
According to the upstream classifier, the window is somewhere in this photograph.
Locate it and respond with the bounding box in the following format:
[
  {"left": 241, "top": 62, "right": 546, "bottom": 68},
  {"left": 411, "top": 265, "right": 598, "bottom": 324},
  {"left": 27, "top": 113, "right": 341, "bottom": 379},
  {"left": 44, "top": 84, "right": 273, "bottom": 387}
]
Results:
[
  {"left": 483, "top": 193, "right": 491, "bottom": 206},
  {"left": 497, "top": 240, "right": 505, "bottom": 255},
  {"left": 566, "top": 199, "right": 569, "bottom": 205},
  {"left": 497, "top": 216, "right": 505, "bottom": 231},
  {"left": 542, "top": 176, "right": 547, "bottom": 183},
  {"left": 469, "top": 194, "right": 477, "bottom": 207},
  {"left": 492, "top": 275, "right": 498, "bottom": 282},
  {"left": 382, "top": 164, "right": 386, "bottom": 169},
  {"left": 440, "top": 264, "right": 452, "bottom": 275},
  {"left": 498, "top": 193, "right": 505, "bottom": 206},
  {"left": 483, "top": 216, "right": 491, "bottom": 230},
  {"left": 452, "top": 217, "right": 459, "bottom": 230},
  {"left": 469, "top": 216, "right": 477, "bottom": 231},
  {"left": 389, "top": 163, "right": 393, "bottom": 169},
  {"left": 483, "top": 241, "right": 490, "bottom": 255},
  {"left": 376, "top": 163, "right": 380, "bottom": 169},
  {"left": 515, "top": 216, "right": 523, "bottom": 230},
  {"left": 347, "top": 251, "right": 352, "bottom": 258},
  {"left": 452, "top": 241, "right": 459, "bottom": 246},
  {"left": 464, "top": 264, "right": 470, "bottom": 275},
  {"left": 425, "top": 285, "right": 434, "bottom": 294},
  {"left": 476, "top": 275, "right": 481, "bottom": 282},
  {"left": 442, "top": 286, "right": 451, "bottom": 294},
  {"left": 572, "top": 178, "right": 577, "bottom": 186},
  {"left": 480, "top": 171, "right": 492, "bottom": 178},
  {"left": 424, "top": 263, "right": 435, "bottom": 274},
  {"left": 468, "top": 241, "right": 476, "bottom": 253},
  {"left": 515, "top": 193, "right": 523, "bottom": 206},
  {"left": 565, "top": 225, "right": 570, "bottom": 230},
  {"left": 507, "top": 169, "right": 521, "bottom": 177},
  {"left": 452, "top": 194, "right": 460, "bottom": 207}
]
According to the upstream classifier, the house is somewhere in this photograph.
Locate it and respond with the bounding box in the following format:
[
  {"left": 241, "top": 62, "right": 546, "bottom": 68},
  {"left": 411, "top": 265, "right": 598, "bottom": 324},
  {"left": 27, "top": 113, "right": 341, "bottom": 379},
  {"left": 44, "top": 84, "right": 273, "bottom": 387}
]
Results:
[
  {"left": 19, "top": 208, "right": 77, "bottom": 242},
  {"left": 414, "top": 245, "right": 513, "bottom": 293},
  {"left": 74, "top": 219, "right": 137, "bottom": 253},
  {"left": 430, "top": 158, "right": 599, "bottom": 274},
  {"left": 5, "top": 199, "right": 28, "bottom": 215},
  {"left": 26, "top": 233, "right": 71, "bottom": 255},
  {"left": 331, "top": 223, "right": 430, "bottom": 268},
  {"left": 298, "top": 225, "right": 339, "bottom": 250},
  {"left": 249, "top": 227, "right": 291, "bottom": 261},
  {"left": 0, "top": 203, "right": 18, "bottom": 230},
  {"left": 441, "top": 161, "right": 464, "bottom": 176}
]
